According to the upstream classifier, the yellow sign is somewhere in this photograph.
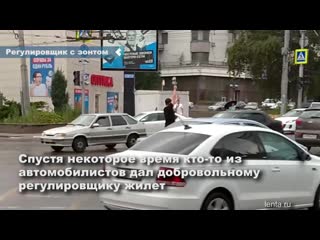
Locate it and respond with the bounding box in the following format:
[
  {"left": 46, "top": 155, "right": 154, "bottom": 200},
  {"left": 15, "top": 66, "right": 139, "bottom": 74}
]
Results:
[
  {"left": 294, "top": 49, "right": 308, "bottom": 64},
  {"left": 76, "top": 30, "right": 92, "bottom": 43}
]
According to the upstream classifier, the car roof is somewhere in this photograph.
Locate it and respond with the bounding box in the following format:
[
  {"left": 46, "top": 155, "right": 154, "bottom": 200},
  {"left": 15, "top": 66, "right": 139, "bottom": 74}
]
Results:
[
  {"left": 215, "top": 110, "right": 264, "bottom": 114},
  {"left": 81, "top": 113, "right": 129, "bottom": 116},
  {"left": 161, "top": 123, "right": 273, "bottom": 136},
  {"left": 184, "top": 118, "right": 268, "bottom": 127}
]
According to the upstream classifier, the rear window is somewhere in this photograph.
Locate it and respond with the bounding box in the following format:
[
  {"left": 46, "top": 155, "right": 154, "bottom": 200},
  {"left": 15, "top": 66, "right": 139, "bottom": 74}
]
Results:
[
  {"left": 213, "top": 112, "right": 237, "bottom": 118},
  {"left": 283, "top": 110, "right": 304, "bottom": 117},
  {"left": 300, "top": 110, "right": 320, "bottom": 118},
  {"left": 130, "top": 132, "right": 210, "bottom": 155}
]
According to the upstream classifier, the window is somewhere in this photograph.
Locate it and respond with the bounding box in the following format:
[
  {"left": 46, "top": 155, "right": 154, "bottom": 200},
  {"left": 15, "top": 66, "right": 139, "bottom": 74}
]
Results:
[
  {"left": 211, "top": 132, "right": 265, "bottom": 159},
  {"left": 123, "top": 115, "right": 137, "bottom": 125},
  {"left": 157, "top": 113, "right": 165, "bottom": 121},
  {"left": 141, "top": 113, "right": 158, "bottom": 122},
  {"left": 111, "top": 116, "right": 127, "bottom": 126},
  {"left": 95, "top": 94, "right": 100, "bottom": 113},
  {"left": 191, "top": 52, "right": 209, "bottom": 63},
  {"left": 300, "top": 110, "right": 320, "bottom": 119},
  {"left": 162, "top": 32, "right": 168, "bottom": 44},
  {"left": 95, "top": 116, "right": 110, "bottom": 127},
  {"left": 192, "top": 30, "right": 209, "bottom": 41},
  {"left": 239, "top": 113, "right": 266, "bottom": 124},
  {"left": 257, "top": 132, "right": 300, "bottom": 161},
  {"left": 131, "top": 132, "right": 210, "bottom": 155}
]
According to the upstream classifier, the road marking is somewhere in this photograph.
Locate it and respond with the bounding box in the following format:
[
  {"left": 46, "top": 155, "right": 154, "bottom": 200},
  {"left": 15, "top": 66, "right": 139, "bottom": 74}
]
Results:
[
  {"left": 24, "top": 194, "right": 63, "bottom": 199},
  {"left": 0, "top": 206, "right": 20, "bottom": 209},
  {"left": 39, "top": 206, "right": 66, "bottom": 209},
  {"left": 0, "top": 187, "right": 18, "bottom": 202}
]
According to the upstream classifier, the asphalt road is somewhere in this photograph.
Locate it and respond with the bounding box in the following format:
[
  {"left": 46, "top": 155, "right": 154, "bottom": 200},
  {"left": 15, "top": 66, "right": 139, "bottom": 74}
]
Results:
[
  {"left": 1, "top": 136, "right": 320, "bottom": 210},
  {"left": 0, "top": 136, "right": 128, "bottom": 210}
]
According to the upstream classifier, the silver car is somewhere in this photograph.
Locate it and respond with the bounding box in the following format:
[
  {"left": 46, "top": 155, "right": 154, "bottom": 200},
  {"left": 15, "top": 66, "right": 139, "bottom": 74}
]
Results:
[{"left": 40, "top": 113, "right": 146, "bottom": 153}]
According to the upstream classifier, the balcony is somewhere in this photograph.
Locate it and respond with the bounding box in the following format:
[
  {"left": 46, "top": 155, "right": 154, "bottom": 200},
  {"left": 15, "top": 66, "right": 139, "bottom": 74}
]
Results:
[
  {"left": 160, "top": 61, "right": 228, "bottom": 69},
  {"left": 190, "top": 41, "right": 210, "bottom": 53}
]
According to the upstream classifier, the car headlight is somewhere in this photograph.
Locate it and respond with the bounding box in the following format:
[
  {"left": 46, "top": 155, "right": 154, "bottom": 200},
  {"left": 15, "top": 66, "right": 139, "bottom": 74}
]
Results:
[
  {"left": 41, "top": 132, "right": 46, "bottom": 136},
  {"left": 55, "top": 133, "right": 66, "bottom": 137}
]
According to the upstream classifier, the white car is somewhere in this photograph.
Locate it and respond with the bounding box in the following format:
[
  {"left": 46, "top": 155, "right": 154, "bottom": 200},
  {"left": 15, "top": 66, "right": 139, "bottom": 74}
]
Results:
[
  {"left": 275, "top": 108, "right": 306, "bottom": 135},
  {"left": 208, "top": 102, "right": 226, "bottom": 111},
  {"left": 99, "top": 124, "right": 320, "bottom": 210},
  {"left": 134, "top": 111, "right": 190, "bottom": 136},
  {"left": 261, "top": 99, "right": 277, "bottom": 109}
]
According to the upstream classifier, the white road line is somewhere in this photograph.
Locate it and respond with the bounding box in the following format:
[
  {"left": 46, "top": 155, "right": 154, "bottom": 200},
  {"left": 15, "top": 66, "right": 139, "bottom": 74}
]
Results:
[
  {"left": 39, "top": 206, "right": 66, "bottom": 209},
  {"left": 0, "top": 187, "right": 18, "bottom": 202},
  {"left": 24, "top": 194, "right": 63, "bottom": 199}
]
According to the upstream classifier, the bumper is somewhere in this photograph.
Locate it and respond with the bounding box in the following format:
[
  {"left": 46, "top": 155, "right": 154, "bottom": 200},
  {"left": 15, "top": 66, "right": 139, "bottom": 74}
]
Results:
[{"left": 40, "top": 137, "right": 73, "bottom": 147}]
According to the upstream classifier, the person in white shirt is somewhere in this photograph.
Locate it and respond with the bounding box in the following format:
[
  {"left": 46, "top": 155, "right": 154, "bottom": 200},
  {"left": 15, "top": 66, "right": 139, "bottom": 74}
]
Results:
[
  {"left": 174, "top": 96, "right": 183, "bottom": 116},
  {"left": 30, "top": 71, "right": 48, "bottom": 97}
]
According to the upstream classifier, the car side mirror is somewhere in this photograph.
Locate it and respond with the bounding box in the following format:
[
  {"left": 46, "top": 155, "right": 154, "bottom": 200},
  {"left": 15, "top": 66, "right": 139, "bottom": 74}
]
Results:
[
  {"left": 300, "top": 151, "right": 311, "bottom": 161},
  {"left": 92, "top": 123, "right": 99, "bottom": 128}
]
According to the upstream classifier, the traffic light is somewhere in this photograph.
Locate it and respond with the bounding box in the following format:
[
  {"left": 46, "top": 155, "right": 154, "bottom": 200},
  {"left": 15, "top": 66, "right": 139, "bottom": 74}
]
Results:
[{"left": 73, "top": 71, "right": 80, "bottom": 86}]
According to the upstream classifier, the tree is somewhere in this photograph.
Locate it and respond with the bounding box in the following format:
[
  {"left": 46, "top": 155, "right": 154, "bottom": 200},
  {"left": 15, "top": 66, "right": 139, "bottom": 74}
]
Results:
[
  {"left": 51, "top": 69, "right": 69, "bottom": 112},
  {"left": 227, "top": 30, "right": 320, "bottom": 100},
  {"left": 135, "top": 72, "right": 161, "bottom": 90}
]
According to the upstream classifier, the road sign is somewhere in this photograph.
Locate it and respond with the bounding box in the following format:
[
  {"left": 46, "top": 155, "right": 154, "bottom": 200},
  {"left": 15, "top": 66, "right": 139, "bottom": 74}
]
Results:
[{"left": 294, "top": 49, "right": 308, "bottom": 65}]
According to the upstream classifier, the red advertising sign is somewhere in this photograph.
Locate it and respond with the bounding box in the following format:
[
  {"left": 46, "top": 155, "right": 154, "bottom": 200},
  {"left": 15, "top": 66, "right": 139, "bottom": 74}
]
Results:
[{"left": 90, "top": 74, "right": 113, "bottom": 87}]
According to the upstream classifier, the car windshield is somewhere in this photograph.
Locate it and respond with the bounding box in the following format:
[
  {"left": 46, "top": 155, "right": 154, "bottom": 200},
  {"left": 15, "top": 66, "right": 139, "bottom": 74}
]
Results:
[
  {"left": 69, "top": 115, "right": 96, "bottom": 126},
  {"left": 213, "top": 112, "right": 237, "bottom": 118},
  {"left": 282, "top": 110, "right": 304, "bottom": 117},
  {"left": 134, "top": 113, "right": 147, "bottom": 121},
  {"left": 300, "top": 110, "right": 320, "bottom": 119},
  {"left": 311, "top": 103, "right": 320, "bottom": 108},
  {"left": 130, "top": 132, "right": 210, "bottom": 155}
]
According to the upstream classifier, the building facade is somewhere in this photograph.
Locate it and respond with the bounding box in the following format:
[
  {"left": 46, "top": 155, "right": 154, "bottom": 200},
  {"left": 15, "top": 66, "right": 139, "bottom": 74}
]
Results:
[
  {"left": 158, "top": 30, "right": 260, "bottom": 104},
  {"left": 0, "top": 30, "right": 124, "bottom": 114}
]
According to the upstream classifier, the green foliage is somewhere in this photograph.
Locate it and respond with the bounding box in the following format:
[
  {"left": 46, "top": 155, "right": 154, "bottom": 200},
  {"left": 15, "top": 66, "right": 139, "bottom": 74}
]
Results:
[
  {"left": 135, "top": 72, "right": 161, "bottom": 90},
  {"left": 0, "top": 96, "right": 21, "bottom": 120},
  {"left": 51, "top": 69, "right": 69, "bottom": 112},
  {"left": 30, "top": 101, "right": 47, "bottom": 109}
]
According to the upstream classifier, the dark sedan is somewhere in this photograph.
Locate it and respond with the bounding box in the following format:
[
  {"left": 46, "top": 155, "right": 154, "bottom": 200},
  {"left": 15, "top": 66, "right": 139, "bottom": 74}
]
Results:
[{"left": 212, "top": 110, "right": 283, "bottom": 133}]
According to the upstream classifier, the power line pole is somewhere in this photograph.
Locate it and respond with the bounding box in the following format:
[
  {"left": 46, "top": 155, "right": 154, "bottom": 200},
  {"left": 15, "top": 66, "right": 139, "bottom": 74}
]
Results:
[
  {"left": 18, "top": 30, "right": 30, "bottom": 115},
  {"left": 280, "top": 30, "right": 290, "bottom": 116},
  {"left": 297, "top": 30, "right": 306, "bottom": 108},
  {"left": 79, "top": 59, "right": 89, "bottom": 114}
]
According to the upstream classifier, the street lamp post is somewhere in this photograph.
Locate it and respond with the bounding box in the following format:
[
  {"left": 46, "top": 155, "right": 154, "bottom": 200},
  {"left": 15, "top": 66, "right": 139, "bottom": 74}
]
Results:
[
  {"left": 229, "top": 81, "right": 239, "bottom": 101},
  {"left": 79, "top": 59, "right": 89, "bottom": 114},
  {"left": 172, "top": 76, "right": 177, "bottom": 89}
]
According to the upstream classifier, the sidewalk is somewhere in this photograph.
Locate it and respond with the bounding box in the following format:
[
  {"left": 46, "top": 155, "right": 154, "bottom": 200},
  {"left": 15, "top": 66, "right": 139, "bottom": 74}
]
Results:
[{"left": 0, "top": 133, "right": 41, "bottom": 139}]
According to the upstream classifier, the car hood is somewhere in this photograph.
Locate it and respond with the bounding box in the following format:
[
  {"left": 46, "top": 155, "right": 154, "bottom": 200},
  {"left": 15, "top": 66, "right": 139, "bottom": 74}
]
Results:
[
  {"left": 275, "top": 117, "right": 297, "bottom": 123},
  {"left": 43, "top": 125, "right": 86, "bottom": 135}
]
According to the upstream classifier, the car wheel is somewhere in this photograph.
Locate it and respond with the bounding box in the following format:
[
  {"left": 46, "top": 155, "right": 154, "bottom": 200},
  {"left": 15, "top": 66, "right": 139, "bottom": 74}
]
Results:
[
  {"left": 309, "top": 186, "right": 320, "bottom": 210},
  {"left": 126, "top": 134, "right": 138, "bottom": 148},
  {"left": 105, "top": 144, "right": 116, "bottom": 149},
  {"left": 72, "top": 137, "right": 87, "bottom": 153},
  {"left": 51, "top": 146, "right": 64, "bottom": 152},
  {"left": 201, "top": 191, "right": 233, "bottom": 210}
]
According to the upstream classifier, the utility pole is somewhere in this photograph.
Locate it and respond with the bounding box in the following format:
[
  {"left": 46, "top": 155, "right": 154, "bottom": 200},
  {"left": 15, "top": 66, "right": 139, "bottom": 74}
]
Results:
[
  {"left": 297, "top": 30, "right": 306, "bottom": 108},
  {"left": 18, "top": 30, "right": 30, "bottom": 115},
  {"left": 79, "top": 59, "right": 89, "bottom": 114},
  {"left": 280, "top": 30, "right": 290, "bottom": 116}
]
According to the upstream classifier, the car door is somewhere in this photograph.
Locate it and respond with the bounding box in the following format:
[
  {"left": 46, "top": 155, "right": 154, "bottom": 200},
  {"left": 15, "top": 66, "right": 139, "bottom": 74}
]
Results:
[
  {"left": 256, "top": 131, "right": 316, "bottom": 207},
  {"left": 110, "top": 115, "right": 130, "bottom": 142},
  {"left": 87, "top": 116, "right": 113, "bottom": 145},
  {"left": 210, "top": 131, "right": 276, "bottom": 210},
  {"left": 140, "top": 113, "right": 162, "bottom": 135}
]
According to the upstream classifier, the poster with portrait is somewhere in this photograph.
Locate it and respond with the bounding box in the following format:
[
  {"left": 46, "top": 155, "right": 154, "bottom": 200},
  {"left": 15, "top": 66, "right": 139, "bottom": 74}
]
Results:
[
  {"left": 107, "top": 92, "right": 119, "bottom": 113},
  {"left": 30, "top": 57, "right": 54, "bottom": 97},
  {"left": 101, "top": 30, "right": 158, "bottom": 71},
  {"left": 74, "top": 89, "right": 89, "bottom": 114}
]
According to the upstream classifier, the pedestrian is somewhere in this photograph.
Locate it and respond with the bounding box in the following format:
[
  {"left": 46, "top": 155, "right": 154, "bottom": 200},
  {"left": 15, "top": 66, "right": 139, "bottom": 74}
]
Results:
[
  {"left": 164, "top": 98, "right": 175, "bottom": 127},
  {"left": 174, "top": 96, "right": 184, "bottom": 115}
]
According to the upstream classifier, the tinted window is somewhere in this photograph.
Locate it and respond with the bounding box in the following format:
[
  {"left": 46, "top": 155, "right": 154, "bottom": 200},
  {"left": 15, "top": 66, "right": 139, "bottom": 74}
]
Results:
[
  {"left": 70, "top": 115, "right": 96, "bottom": 126},
  {"left": 239, "top": 113, "right": 266, "bottom": 124},
  {"left": 141, "top": 113, "right": 158, "bottom": 122},
  {"left": 95, "top": 116, "right": 110, "bottom": 127},
  {"left": 111, "top": 116, "right": 127, "bottom": 126},
  {"left": 211, "top": 132, "right": 265, "bottom": 159},
  {"left": 257, "top": 132, "right": 300, "bottom": 161},
  {"left": 131, "top": 132, "right": 210, "bottom": 155},
  {"left": 157, "top": 113, "right": 165, "bottom": 121},
  {"left": 123, "top": 115, "right": 137, "bottom": 125},
  {"left": 283, "top": 110, "right": 304, "bottom": 117},
  {"left": 300, "top": 110, "right": 320, "bottom": 119}
]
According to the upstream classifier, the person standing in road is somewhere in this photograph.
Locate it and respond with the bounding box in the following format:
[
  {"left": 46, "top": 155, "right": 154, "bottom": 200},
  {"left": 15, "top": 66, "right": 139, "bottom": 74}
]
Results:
[
  {"left": 164, "top": 98, "right": 175, "bottom": 127},
  {"left": 174, "top": 96, "right": 183, "bottom": 116}
]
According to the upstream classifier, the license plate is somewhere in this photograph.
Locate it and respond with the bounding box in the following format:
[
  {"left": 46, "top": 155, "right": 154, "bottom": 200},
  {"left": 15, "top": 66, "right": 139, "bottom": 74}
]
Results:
[{"left": 302, "top": 134, "right": 317, "bottom": 139}]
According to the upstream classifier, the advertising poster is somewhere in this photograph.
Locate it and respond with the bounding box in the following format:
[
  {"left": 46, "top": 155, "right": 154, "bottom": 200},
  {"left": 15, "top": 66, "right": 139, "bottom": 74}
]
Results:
[
  {"left": 101, "top": 30, "right": 158, "bottom": 71},
  {"left": 74, "top": 89, "right": 89, "bottom": 114},
  {"left": 30, "top": 57, "right": 55, "bottom": 97},
  {"left": 107, "top": 92, "right": 119, "bottom": 113}
]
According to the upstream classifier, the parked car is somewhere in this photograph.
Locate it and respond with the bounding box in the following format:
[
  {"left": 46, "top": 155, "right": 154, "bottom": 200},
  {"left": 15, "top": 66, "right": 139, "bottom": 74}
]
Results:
[
  {"left": 189, "top": 102, "right": 194, "bottom": 109},
  {"left": 244, "top": 102, "right": 259, "bottom": 110},
  {"left": 309, "top": 102, "right": 320, "bottom": 109},
  {"left": 261, "top": 98, "right": 277, "bottom": 109},
  {"left": 40, "top": 113, "right": 146, "bottom": 153},
  {"left": 213, "top": 110, "right": 283, "bottom": 133},
  {"left": 295, "top": 108, "right": 320, "bottom": 150},
  {"left": 208, "top": 102, "right": 226, "bottom": 111},
  {"left": 134, "top": 111, "right": 189, "bottom": 136},
  {"left": 99, "top": 124, "right": 320, "bottom": 210},
  {"left": 288, "top": 102, "right": 296, "bottom": 110},
  {"left": 275, "top": 108, "right": 306, "bottom": 135}
]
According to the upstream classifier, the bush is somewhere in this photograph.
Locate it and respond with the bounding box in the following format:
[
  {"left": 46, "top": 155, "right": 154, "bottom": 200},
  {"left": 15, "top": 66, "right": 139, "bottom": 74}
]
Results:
[{"left": 0, "top": 98, "right": 21, "bottom": 120}]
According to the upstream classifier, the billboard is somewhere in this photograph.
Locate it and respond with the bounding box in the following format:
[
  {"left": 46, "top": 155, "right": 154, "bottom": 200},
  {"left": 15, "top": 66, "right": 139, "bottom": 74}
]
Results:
[
  {"left": 74, "top": 89, "right": 89, "bottom": 114},
  {"left": 101, "top": 30, "right": 158, "bottom": 71},
  {"left": 107, "top": 92, "right": 119, "bottom": 113},
  {"left": 30, "top": 57, "right": 54, "bottom": 97}
]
